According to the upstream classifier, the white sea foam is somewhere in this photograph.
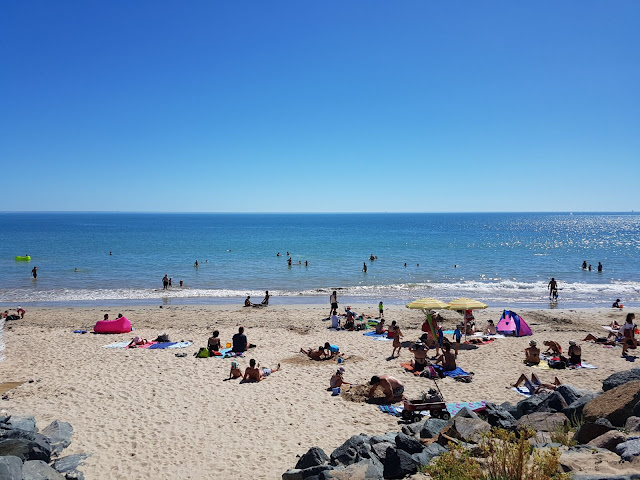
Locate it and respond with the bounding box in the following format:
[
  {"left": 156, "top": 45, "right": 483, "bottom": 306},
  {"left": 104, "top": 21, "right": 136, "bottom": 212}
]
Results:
[{"left": 1, "top": 280, "right": 638, "bottom": 306}]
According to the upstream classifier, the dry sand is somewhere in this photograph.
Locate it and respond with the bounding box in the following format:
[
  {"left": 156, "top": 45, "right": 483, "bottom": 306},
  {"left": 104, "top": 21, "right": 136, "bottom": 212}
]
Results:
[{"left": 0, "top": 304, "right": 634, "bottom": 479}]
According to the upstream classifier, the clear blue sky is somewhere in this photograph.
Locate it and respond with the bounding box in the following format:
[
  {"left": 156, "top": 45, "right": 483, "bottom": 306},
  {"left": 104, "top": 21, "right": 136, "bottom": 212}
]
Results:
[{"left": 1, "top": 1, "right": 638, "bottom": 212}]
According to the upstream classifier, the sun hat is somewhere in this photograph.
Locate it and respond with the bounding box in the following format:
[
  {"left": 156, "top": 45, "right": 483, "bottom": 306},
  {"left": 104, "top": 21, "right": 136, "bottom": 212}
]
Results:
[{"left": 338, "top": 367, "right": 345, "bottom": 373}]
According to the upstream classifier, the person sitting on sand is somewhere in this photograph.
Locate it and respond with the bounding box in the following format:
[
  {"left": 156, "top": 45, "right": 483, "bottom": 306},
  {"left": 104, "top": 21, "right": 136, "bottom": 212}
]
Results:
[
  {"left": 243, "top": 359, "right": 280, "bottom": 382},
  {"left": 543, "top": 340, "right": 562, "bottom": 355},
  {"left": 324, "top": 342, "right": 341, "bottom": 357},
  {"left": 524, "top": 340, "right": 540, "bottom": 365},
  {"left": 229, "top": 360, "right": 242, "bottom": 379},
  {"left": 435, "top": 342, "right": 457, "bottom": 371},
  {"left": 329, "top": 367, "right": 350, "bottom": 389},
  {"left": 375, "top": 318, "right": 386, "bottom": 335},
  {"left": 261, "top": 291, "right": 270, "bottom": 306},
  {"left": 409, "top": 341, "right": 428, "bottom": 372},
  {"left": 232, "top": 326, "right": 255, "bottom": 353},
  {"left": 368, "top": 375, "right": 404, "bottom": 403},
  {"left": 612, "top": 299, "right": 622, "bottom": 308},
  {"left": 300, "top": 346, "right": 331, "bottom": 360},
  {"left": 484, "top": 320, "right": 497, "bottom": 335},
  {"left": 208, "top": 330, "right": 222, "bottom": 354},
  {"left": 331, "top": 313, "right": 341, "bottom": 329},
  {"left": 391, "top": 325, "right": 403, "bottom": 357},
  {"left": 128, "top": 335, "right": 149, "bottom": 348},
  {"left": 16, "top": 306, "right": 25, "bottom": 318},
  {"left": 621, "top": 313, "right": 637, "bottom": 357},
  {"left": 567, "top": 341, "right": 581, "bottom": 365},
  {"left": 512, "top": 373, "right": 562, "bottom": 395},
  {"left": 244, "top": 296, "right": 252, "bottom": 307}
]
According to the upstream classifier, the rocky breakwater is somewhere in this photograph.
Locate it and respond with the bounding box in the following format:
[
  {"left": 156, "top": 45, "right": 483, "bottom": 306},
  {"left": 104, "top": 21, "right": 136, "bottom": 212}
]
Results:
[
  {"left": 282, "top": 369, "right": 640, "bottom": 479},
  {"left": 0, "top": 413, "right": 89, "bottom": 480}
]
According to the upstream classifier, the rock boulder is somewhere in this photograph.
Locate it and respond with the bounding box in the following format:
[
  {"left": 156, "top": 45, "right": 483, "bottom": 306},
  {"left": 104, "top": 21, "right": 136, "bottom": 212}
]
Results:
[
  {"left": 453, "top": 417, "right": 491, "bottom": 443},
  {"left": 419, "top": 418, "right": 450, "bottom": 439},
  {"left": 0, "top": 456, "right": 22, "bottom": 479},
  {"left": 574, "top": 418, "right": 617, "bottom": 444},
  {"left": 616, "top": 437, "right": 640, "bottom": 462},
  {"left": 602, "top": 369, "right": 640, "bottom": 392},
  {"left": 319, "top": 459, "right": 383, "bottom": 480},
  {"left": 382, "top": 448, "right": 417, "bottom": 479},
  {"left": 517, "top": 412, "right": 569, "bottom": 432},
  {"left": 588, "top": 430, "right": 628, "bottom": 452},
  {"left": 484, "top": 402, "right": 516, "bottom": 429},
  {"left": 22, "top": 460, "right": 65, "bottom": 480},
  {"left": 583, "top": 380, "right": 640, "bottom": 427},
  {"left": 330, "top": 435, "right": 373, "bottom": 467},
  {"left": 394, "top": 433, "right": 423, "bottom": 454},
  {"left": 41, "top": 420, "right": 73, "bottom": 456},
  {"left": 296, "top": 447, "right": 329, "bottom": 470}
]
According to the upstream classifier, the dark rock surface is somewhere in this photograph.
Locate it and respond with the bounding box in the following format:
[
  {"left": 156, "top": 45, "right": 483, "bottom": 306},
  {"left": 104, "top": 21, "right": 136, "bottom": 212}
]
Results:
[
  {"left": 382, "top": 448, "right": 417, "bottom": 479},
  {"left": 616, "top": 437, "right": 640, "bottom": 462},
  {"left": 330, "top": 435, "right": 373, "bottom": 467},
  {"left": 394, "top": 434, "right": 423, "bottom": 455},
  {"left": 517, "top": 412, "right": 569, "bottom": 432},
  {"left": 22, "top": 460, "right": 65, "bottom": 480},
  {"left": 625, "top": 416, "right": 640, "bottom": 433},
  {"left": 562, "top": 393, "right": 598, "bottom": 424},
  {"left": 574, "top": 418, "right": 617, "bottom": 444},
  {"left": 282, "top": 465, "right": 333, "bottom": 480},
  {"left": 296, "top": 447, "right": 329, "bottom": 470},
  {"left": 319, "top": 459, "right": 383, "bottom": 480},
  {"left": 453, "top": 407, "right": 479, "bottom": 420},
  {"left": 419, "top": 418, "right": 450, "bottom": 439},
  {"left": 587, "top": 430, "right": 628, "bottom": 452},
  {"left": 602, "top": 368, "right": 640, "bottom": 392},
  {"left": 515, "top": 392, "right": 551, "bottom": 418},
  {"left": 0, "top": 455, "right": 22, "bottom": 479},
  {"left": 453, "top": 417, "right": 491, "bottom": 443},
  {"left": 411, "top": 443, "right": 447, "bottom": 467},
  {"left": 370, "top": 442, "right": 394, "bottom": 462},
  {"left": 40, "top": 421, "right": 73, "bottom": 456},
  {"left": 483, "top": 402, "right": 516, "bottom": 429}
]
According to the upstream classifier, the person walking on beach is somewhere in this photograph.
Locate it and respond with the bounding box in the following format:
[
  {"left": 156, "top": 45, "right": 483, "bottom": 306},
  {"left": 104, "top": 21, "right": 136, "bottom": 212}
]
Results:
[
  {"left": 329, "top": 291, "right": 338, "bottom": 317},
  {"left": 362, "top": 262, "right": 367, "bottom": 273},
  {"left": 391, "top": 325, "right": 403, "bottom": 357},
  {"left": 162, "top": 274, "right": 169, "bottom": 290},
  {"left": 548, "top": 277, "right": 558, "bottom": 300},
  {"left": 31, "top": 266, "right": 38, "bottom": 279}
]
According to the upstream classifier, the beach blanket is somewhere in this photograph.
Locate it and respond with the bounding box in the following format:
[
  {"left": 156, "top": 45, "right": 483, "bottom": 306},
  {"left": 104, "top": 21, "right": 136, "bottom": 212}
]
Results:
[
  {"left": 570, "top": 362, "right": 597, "bottom": 369},
  {"left": 379, "top": 401, "right": 486, "bottom": 417},
  {"left": 442, "top": 330, "right": 455, "bottom": 336},
  {"left": 471, "top": 333, "right": 506, "bottom": 339},
  {"left": 103, "top": 341, "right": 131, "bottom": 349},
  {"left": 512, "top": 386, "right": 531, "bottom": 397},
  {"left": 148, "top": 341, "right": 193, "bottom": 349},
  {"left": 401, "top": 363, "right": 421, "bottom": 376},
  {"left": 363, "top": 332, "right": 393, "bottom": 341},
  {"left": 127, "top": 342, "right": 157, "bottom": 349},
  {"left": 436, "top": 366, "right": 471, "bottom": 378}
]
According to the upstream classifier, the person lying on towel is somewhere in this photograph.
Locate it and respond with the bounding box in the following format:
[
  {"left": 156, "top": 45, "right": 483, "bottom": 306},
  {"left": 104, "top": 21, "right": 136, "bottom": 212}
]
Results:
[
  {"left": 128, "top": 336, "right": 149, "bottom": 348},
  {"left": 512, "top": 373, "right": 561, "bottom": 395}
]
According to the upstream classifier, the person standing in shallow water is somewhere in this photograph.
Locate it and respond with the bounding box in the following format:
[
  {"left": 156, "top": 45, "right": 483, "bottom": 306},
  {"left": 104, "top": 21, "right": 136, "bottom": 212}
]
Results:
[
  {"left": 31, "top": 266, "right": 38, "bottom": 279},
  {"left": 598, "top": 262, "right": 603, "bottom": 272},
  {"left": 363, "top": 262, "right": 367, "bottom": 273},
  {"left": 162, "top": 274, "right": 169, "bottom": 290}
]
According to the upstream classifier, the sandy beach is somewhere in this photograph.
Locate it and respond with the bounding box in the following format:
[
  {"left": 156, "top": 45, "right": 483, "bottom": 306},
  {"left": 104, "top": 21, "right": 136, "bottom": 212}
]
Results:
[{"left": 0, "top": 303, "right": 634, "bottom": 479}]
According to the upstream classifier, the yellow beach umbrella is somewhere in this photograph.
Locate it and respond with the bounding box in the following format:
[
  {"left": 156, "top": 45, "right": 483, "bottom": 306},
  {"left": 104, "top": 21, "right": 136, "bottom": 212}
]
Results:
[
  {"left": 447, "top": 297, "right": 488, "bottom": 311},
  {"left": 405, "top": 298, "right": 450, "bottom": 310}
]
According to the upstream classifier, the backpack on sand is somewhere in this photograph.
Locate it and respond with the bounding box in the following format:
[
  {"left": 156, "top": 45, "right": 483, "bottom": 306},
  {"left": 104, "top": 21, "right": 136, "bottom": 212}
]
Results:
[{"left": 194, "top": 347, "right": 210, "bottom": 358}]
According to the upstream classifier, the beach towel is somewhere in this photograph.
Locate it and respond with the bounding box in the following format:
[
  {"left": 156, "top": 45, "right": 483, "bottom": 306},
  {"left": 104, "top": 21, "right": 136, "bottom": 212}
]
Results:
[
  {"left": 148, "top": 342, "right": 177, "bottom": 349},
  {"left": 127, "top": 341, "right": 157, "bottom": 349},
  {"left": 378, "top": 405, "right": 402, "bottom": 416},
  {"left": 166, "top": 341, "right": 192, "bottom": 349},
  {"left": 570, "top": 362, "right": 597, "bottom": 369},
  {"left": 439, "top": 367, "right": 471, "bottom": 378},
  {"left": 442, "top": 330, "right": 455, "bottom": 336},
  {"left": 512, "top": 386, "right": 531, "bottom": 397},
  {"left": 73, "top": 330, "right": 88, "bottom": 334},
  {"left": 103, "top": 341, "right": 130, "bottom": 349},
  {"left": 446, "top": 401, "right": 486, "bottom": 416},
  {"left": 401, "top": 363, "right": 420, "bottom": 376},
  {"left": 471, "top": 333, "right": 505, "bottom": 339},
  {"left": 363, "top": 332, "right": 393, "bottom": 341}
]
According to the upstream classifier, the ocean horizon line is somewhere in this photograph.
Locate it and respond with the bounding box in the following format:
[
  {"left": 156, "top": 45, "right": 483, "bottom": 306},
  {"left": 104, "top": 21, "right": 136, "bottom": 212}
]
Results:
[{"left": 1, "top": 210, "right": 637, "bottom": 215}]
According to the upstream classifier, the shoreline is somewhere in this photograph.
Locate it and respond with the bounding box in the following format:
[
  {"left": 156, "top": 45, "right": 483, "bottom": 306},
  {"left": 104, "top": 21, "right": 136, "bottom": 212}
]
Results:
[{"left": 0, "top": 304, "right": 635, "bottom": 479}]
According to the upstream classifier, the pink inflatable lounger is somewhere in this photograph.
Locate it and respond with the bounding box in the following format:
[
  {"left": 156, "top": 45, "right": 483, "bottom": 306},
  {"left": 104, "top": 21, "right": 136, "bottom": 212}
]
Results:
[{"left": 94, "top": 316, "right": 132, "bottom": 334}]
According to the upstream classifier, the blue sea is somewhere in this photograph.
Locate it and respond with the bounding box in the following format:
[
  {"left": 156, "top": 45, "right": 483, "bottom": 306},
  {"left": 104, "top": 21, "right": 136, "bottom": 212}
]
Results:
[{"left": 1, "top": 213, "right": 639, "bottom": 308}]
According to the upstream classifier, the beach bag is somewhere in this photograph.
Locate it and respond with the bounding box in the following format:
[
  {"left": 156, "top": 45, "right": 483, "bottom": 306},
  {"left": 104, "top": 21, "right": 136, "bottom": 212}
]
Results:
[
  {"left": 548, "top": 357, "right": 567, "bottom": 369},
  {"left": 194, "top": 347, "right": 210, "bottom": 358},
  {"left": 155, "top": 333, "right": 170, "bottom": 342}
]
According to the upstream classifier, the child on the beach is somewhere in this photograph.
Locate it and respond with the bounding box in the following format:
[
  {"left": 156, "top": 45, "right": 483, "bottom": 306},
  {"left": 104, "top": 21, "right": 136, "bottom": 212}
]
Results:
[
  {"left": 378, "top": 301, "right": 384, "bottom": 318},
  {"left": 229, "top": 360, "right": 242, "bottom": 379},
  {"left": 453, "top": 325, "right": 463, "bottom": 356},
  {"left": 391, "top": 325, "right": 403, "bottom": 357}
]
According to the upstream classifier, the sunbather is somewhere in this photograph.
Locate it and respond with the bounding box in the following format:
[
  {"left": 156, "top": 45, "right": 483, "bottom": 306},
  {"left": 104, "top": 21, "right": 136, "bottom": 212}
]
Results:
[
  {"left": 229, "top": 360, "right": 242, "bottom": 379},
  {"left": 375, "top": 319, "right": 387, "bottom": 334},
  {"left": 524, "top": 340, "right": 540, "bottom": 365},
  {"left": 582, "top": 334, "right": 617, "bottom": 345},
  {"left": 300, "top": 346, "right": 331, "bottom": 360},
  {"left": 543, "top": 340, "right": 563, "bottom": 355},
  {"left": 329, "top": 367, "right": 350, "bottom": 389},
  {"left": 568, "top": 341, "right": 582, "bottom": 365},
  {"left": 409, "top": 341, "right": 428, "bottom": 372},
  {"left": 368, "top": 375, "right": 404, "bottom": 403},
  {"left": 208, "top": 330, "right": 222, "bottom": 354},
  {"left": 435, "top": 342, "right": 456, "bottom": 371},
  {"left": 128, "top": 336, "right": 149, "bottom": 348},
  {"left": 243, "top": 359, "right": 280, "bottom": 382},
  {"left": 484, "top": 320, "right": 497, "bottom": 335},
  {"left": 512, "top": 373, "right": 562, "bottom": 394}
]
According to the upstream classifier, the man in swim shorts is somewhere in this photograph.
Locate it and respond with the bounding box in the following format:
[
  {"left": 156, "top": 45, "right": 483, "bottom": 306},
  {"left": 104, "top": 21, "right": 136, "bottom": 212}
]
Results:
[
  {"left": 368, "top": 375, "right": 404, "bottom": 403},
  {"left": 243, "top": 359, "right": 280, "bottom": 382}
]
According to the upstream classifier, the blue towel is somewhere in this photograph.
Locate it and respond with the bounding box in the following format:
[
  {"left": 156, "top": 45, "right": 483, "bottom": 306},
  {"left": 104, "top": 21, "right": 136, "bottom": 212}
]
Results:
[
  {"left": 363, "top": 331, "right": 383, "bottom": 337},
  {"left": 148, "top": 342, "right": 178, "bottom": 349},
  {"left": 441, "top": 367, "right": 470, "bottom": 378}
]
